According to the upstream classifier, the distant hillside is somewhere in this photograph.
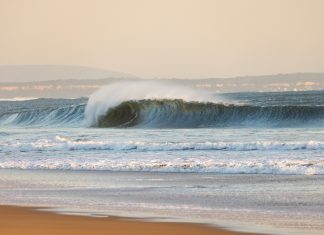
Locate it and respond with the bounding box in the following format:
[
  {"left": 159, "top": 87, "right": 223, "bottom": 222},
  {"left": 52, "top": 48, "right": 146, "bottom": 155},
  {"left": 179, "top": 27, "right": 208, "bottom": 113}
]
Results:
[
  {"left": 0, "top": 65, "right": 136, "bottom": 83},
  {"left": 0, "top": 73, "right": 324, "bottom": 99},
  {"left": 0, "top": 78, "right": 134, "bottom": 98},
  {"left": 191, "top": 73, "right": 324, "bottom": 92}
]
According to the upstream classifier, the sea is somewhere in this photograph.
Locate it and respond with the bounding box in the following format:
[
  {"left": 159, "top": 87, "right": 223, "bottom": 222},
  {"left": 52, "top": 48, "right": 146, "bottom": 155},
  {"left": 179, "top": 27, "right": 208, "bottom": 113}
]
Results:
[{"left": 0, "top": 83, "right": 324, "bottom": 235}]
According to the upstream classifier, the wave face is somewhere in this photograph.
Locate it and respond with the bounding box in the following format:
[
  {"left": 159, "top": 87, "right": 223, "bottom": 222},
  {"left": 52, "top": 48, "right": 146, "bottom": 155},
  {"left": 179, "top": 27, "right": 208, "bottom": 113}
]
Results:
[
  {"left": 0, "top": 98, "right": 86, "bottom": 127},
  {"left": 85, "top": 82, "right": 324, "bottom": 128},
  {"left": 84, "top": 81, "right": 217, "bottom": 126},
  {"left": 1, "top": 99, "right": 324, "bottom": 128},
  {"left": 95, "top": 99, "right": 324, "bottom": 128},
  {"left": 0, "top": 105, "right": 85, "bottom": 127},
  {"left": 1, "top": 88, "right": 324, "bottom": 128}
]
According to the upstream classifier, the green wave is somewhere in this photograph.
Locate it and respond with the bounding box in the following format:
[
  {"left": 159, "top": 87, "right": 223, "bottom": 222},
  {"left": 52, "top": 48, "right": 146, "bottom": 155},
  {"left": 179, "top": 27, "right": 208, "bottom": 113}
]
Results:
[{"left": 96, "top": 99, "right": 324, "bottom": 128}]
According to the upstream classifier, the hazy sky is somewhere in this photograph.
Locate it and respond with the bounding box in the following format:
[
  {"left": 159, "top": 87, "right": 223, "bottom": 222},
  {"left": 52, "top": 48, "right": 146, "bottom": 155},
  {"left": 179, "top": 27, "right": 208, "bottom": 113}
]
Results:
[{"left": 1, "top": 0, "right": 324, "bottom": 78}]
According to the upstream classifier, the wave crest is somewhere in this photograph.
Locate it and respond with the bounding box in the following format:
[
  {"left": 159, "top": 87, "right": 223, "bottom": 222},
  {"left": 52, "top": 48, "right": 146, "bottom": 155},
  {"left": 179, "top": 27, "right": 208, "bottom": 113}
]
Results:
[
  {"left": 84, "top": 81, "right": 216, "bottom": 126},
  {"left": 95, "top": 99, "right": 324, "bottom": 128},
  {"left": 0, "top": 105, "right": 85, "bottom": 127}
]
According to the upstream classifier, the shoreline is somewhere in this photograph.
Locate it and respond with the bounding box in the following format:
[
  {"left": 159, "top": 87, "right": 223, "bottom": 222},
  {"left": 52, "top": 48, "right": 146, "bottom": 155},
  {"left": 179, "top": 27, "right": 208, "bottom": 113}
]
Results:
[
  {"left": 1, "top": 170, "right": 324, "bottom": 235},
  {"left": 0, "top": 205, "right": 259, "bottom": 235}
]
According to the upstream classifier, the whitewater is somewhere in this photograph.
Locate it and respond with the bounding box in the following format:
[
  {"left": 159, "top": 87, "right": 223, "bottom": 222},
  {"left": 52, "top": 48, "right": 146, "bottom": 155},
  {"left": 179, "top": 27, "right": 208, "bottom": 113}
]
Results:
[
  {"left": 1, "top": 82, "right": 324, "bottom": 128},
  {"left": 1, "top": 82, "right": 324, "bottom": 234},
  {"left": 0, "top": 83, "right": 324, "bottom": 175}
]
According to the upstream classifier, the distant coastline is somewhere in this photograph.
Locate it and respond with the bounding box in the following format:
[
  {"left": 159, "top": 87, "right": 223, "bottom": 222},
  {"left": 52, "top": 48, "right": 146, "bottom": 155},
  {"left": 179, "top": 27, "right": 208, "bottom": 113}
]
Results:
[{"left": 0, "top": 65, "right": 324, "bottom": 98}]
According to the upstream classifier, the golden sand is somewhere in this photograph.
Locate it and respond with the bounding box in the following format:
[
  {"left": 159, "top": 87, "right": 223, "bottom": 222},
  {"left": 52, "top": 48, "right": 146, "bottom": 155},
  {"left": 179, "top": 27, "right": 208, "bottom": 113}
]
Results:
[{"left": 0, "top": 205, "right": 258, "bottom": 235}]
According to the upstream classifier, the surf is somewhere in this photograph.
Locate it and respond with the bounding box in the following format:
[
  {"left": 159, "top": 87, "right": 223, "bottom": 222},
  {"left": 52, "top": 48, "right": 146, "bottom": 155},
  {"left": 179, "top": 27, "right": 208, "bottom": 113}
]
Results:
[
  {"left": 0, "top": 97, "right": 88, "bottom": 127},
  {"left": 1, "top": 83, "right": 324, "bottom": 128},
  {"left": 84, "top": 81, "right": 217, "bottom": 126},
  {"left": 92, "top": 99, "right": 324, "bottom": 128},
  {"left": 85, "top": 81, "right": 324, "bottom": 128}
]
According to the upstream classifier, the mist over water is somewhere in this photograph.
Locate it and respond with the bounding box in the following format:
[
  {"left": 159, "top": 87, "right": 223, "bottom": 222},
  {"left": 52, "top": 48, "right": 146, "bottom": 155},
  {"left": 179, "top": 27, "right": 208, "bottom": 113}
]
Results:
[{"left": 85, "top": 81, "right": 217, "bottom": 126}]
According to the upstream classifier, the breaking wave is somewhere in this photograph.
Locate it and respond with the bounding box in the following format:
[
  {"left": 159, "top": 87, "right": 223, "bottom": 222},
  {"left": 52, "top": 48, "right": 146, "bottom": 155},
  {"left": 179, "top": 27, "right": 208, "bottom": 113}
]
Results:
[
  {"left": 83, "top": 81, "right": 324, "bottom": 128},
  {"left": 84, "top": 81, "right": 216, "bottom": 126},
  {"left": 1, "top": 81, "right": 324, "bottom": 128},
  {"left": 93, "top": 99, "right": 324, "bottom": 128},
  {"left": 1, "top": 99, "right": 324, "bottom": 128}
]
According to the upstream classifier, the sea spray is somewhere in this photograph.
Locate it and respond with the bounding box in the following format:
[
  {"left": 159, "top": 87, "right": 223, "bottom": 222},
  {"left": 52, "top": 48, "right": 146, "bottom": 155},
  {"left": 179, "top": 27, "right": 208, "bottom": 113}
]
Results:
[
  {"left": 84, "top": 81, "right": 217, "bottom": 126},
  {"left": 1, "top": 90, "right": 324, "bottom": 128}
]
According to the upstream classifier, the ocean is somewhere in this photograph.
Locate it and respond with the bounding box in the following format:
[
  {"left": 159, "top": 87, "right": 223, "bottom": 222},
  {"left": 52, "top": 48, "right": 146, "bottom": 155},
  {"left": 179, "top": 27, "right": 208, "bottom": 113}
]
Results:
[{"left": 0, "top": 86, "right": 324, "bottom": 234}]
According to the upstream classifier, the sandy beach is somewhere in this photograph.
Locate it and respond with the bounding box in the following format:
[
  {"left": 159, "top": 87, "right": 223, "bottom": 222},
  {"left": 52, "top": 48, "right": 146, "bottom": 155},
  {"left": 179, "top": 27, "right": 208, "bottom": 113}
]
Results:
[{"left": 0, "top": 205, "right": 259, "bottom": 235}]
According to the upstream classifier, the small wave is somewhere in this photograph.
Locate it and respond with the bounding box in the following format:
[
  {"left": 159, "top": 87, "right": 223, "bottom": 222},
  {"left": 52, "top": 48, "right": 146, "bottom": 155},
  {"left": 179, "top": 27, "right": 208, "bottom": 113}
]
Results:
[
  {"left": 0, "top": 156, "right": 323, "bottom": 175},
  {"left": 0, "top": 104, "right": 85, "bottom": 127},
  {"left": 0, "top": 97, "right": 39, "bottom": 101},
  {"left": 2, "top": 138, "right": 324, "bottom": 152},
  {"left": 0, "top": 132, "right": 10, "bottom": 136}
]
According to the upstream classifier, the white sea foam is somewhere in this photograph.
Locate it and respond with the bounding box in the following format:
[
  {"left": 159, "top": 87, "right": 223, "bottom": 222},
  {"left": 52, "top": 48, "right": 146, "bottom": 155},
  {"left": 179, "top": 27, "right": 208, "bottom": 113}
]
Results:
[
  {"left": 85, "top": 81, "right": 218, "bottom": 126},
  {"left": 1, "top": 136, "right": 324, "bottom": 152},
  {"left": 0, "top": 154, "right": 323, "bottom": 175},
  {"left": 1, "top": 135, "right": 324, "bottom": 174},
  {"left": 0, "top": 97, "right": 39, "bottom": 101}
]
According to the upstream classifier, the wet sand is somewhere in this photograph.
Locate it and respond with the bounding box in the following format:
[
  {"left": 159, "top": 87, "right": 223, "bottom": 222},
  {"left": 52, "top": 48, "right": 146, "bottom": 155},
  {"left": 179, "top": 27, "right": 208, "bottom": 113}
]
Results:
[{"left": 0, "top": 205, "right": 258, "bottom": 235}]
